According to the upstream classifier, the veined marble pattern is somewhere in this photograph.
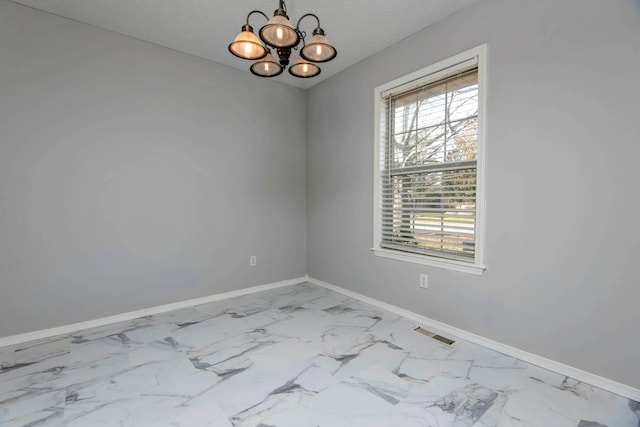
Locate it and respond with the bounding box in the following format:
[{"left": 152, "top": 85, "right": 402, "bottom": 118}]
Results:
[{"left": 1, "top": 283, "right": 638, "bottom": 427}]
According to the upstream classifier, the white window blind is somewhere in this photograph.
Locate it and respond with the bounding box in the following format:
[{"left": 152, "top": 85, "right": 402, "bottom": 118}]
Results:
[{"left": 378, "top": 62, "right": 480, "bottom": 264}]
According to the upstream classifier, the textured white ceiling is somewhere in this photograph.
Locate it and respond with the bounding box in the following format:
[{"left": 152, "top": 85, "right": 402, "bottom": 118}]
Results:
[{"left": 9, "top": 0, "right": 478, "bottom": 89}]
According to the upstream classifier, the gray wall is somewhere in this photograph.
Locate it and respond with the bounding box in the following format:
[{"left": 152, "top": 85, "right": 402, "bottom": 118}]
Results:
[
  {"left": 307, "top": 0, "right": 640, "bottom": 389},
  {"left": 0, "top": 1, "right": 307, "bottom": 337}
]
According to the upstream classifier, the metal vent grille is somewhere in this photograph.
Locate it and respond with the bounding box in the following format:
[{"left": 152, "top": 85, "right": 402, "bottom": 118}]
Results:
[{"left": 413, "top": 326, "right": 455, "bottom": 346}]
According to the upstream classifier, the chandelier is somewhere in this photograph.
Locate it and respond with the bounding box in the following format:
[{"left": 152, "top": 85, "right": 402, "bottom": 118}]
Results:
[{"left": 228, "top": 0, "right": 337, "bottom": 78}]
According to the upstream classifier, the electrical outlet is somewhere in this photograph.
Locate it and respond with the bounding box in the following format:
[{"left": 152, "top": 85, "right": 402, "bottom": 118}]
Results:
[
  {"left": 419, "top": 274, "right": 428, "bottom": 289},
  {"left": 250, "top": 256, "right": 256, "bottom": 266}
]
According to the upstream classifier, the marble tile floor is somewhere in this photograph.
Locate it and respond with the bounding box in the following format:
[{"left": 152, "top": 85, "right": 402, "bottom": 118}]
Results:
[{"left": 1, "top": 282, "right": 638, "bottom": 427}]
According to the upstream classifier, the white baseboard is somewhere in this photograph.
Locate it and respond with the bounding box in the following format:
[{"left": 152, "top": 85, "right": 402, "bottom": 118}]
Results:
[
  {"left": 307, "top": 276, "right": 640, "bottom": 402},
  {"left": 0, "top": 276, "right": 307, "bottom": 349}
]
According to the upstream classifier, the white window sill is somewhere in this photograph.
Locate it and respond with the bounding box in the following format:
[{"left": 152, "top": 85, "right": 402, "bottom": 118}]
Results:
[{"left": 371, "top": 248, "right": 486, "bottom": 276}]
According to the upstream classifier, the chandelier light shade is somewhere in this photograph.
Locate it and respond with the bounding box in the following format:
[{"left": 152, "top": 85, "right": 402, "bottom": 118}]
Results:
[
  {"left": 228, "top": 24, "right": 267, "bottom": 60},
  {"left": 300, "top": 29, "right": 337, "bottom": 63},
  {"left": 250, "top": 49, "right": 283, "bottom": 77},
  {"left": 228, "top": 0, "right": 337, "bottom": 79},
  {"left": 289, "top": 55, "right": 321, "bottom": 78},
  {"left": 259, "top": 14, "right": 299, "bottom": 48}
]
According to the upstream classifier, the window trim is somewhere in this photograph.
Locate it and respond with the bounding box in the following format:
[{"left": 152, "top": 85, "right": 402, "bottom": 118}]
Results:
[{"left": 372, "top": 44, "right": 488, "bottom": 275}]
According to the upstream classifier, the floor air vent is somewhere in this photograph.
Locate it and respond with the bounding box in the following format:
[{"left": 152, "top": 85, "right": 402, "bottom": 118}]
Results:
[{"left": 413, "top": 326, "right": 456, "bottom": 346}]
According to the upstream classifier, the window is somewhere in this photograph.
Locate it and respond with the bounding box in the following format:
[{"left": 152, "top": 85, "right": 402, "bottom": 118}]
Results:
[{"left": 373, "top": 45, "right": 487, "bottom": 275}]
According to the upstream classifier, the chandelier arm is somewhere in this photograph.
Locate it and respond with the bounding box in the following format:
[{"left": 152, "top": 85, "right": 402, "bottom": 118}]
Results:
[
  {"left": 245, "top": 10, "right": 269, "bottom": 26},
  {"left": 279, "top": 0, "right": 287, "bottom": 14},
  {"left": 295, "top": 13, "right": 321, "bottom": 32},
  {"left": 293, "top": 30, "right": 307, "bottom": 50}
]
